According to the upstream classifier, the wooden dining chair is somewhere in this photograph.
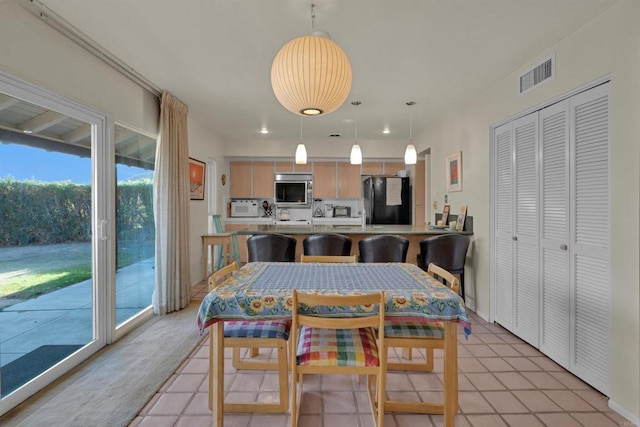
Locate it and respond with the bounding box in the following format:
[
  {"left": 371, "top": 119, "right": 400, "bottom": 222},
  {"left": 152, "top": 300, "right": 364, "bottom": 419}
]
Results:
[
  {"left": 384, "top": 263, "right": 459, "bottom": 373},
  {"left": 290, "top": 290, "right": 386, "bottom": 427},
  {"left": 300, "top": 254, "right": 358, "bottom": 263},
  {"left": 208, "top": 261, "right": 290, "bottom": 413}
]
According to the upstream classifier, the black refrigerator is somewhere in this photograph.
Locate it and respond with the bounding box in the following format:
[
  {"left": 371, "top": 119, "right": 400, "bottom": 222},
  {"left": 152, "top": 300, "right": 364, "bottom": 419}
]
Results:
[{"left": 362, "top": 176, "right": 411, "bottom": 225}]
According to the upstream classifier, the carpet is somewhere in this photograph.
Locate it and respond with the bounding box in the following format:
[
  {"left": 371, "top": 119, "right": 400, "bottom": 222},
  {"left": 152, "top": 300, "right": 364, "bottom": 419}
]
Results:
[{"left": 1, "top": 345, "right": 82, "bottom": 397}]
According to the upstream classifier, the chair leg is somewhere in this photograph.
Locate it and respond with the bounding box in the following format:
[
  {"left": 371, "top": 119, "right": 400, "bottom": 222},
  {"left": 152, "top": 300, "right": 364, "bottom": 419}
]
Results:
[
  {"left": 459, "top": 271, "right": 465, "bottom": 302},
  {"left": 402, "top": 347, "right": 413, "bottom": 360}
]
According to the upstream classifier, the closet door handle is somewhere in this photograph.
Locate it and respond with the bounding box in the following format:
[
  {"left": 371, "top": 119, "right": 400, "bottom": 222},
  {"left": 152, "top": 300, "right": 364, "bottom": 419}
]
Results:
[
  {"left": 512, "top": 236, "right": 518, "bottom": 241},
  {"left": 560, "top": 244, "right": 568, "bottom": 250}
]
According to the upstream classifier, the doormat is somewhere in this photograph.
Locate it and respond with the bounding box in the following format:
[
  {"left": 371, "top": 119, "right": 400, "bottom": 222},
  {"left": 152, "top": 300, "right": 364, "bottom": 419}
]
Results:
[{"left": 1, "top": 344, "right": 82, "bottom": 397}]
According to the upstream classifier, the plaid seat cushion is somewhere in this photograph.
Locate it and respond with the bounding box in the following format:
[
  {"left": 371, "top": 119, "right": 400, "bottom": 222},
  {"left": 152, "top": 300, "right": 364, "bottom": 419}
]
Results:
[
  {"left": 224, "top": 319, "right": 291, "bottom": 340},
  {"left": 296, "top": 326, "right": 379, "bottom": 367},
  {"left": 383, "top": 320, "right": 445, "bottom": 338}
]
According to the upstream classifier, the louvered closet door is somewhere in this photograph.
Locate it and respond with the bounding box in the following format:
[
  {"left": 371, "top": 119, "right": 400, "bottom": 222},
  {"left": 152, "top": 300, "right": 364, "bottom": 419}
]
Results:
[
  {"left": 569, "top": 83, "right": 610, "bottom": 395},
  {"left": 512, "top": 113, "right": 539, "bottom": 347},
  {"left": 539, "top": 100, "right": 571, "bottom": 368},
  {"left": 493, "top": 123, "right": 514, "bottom": 330}
]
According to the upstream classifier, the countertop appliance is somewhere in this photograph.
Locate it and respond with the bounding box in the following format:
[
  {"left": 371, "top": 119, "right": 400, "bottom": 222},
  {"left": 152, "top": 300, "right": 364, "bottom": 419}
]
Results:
[
  {"left": 333, "top": 206, "right": 351, "bottom": 217},
  {"left": 274, "top": 173, "right": 312, "bottom": 206},
  {"left": 362, "top": 176, "right": 411, "bottom": 225},
  {"left": 231, "top": 199, "right": 259, "bottom": 217}
]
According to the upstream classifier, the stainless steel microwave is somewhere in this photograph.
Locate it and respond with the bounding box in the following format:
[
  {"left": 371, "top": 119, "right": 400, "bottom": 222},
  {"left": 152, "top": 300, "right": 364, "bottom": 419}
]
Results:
[{"left": 274, "top": 173, "right": 312, "bottom": 206}]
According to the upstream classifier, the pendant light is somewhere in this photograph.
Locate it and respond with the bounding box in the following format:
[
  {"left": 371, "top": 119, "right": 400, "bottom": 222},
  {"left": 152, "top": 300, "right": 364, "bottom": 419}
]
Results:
[
  {"left": 271, "top": 4, "right": 352, "bottom": 116},
  {"left": 404, "top": 101, "right": 417, "bottom": 165},
  {"left": 350, "top": 101, "right": 362, "bottom": 165},
  {"left": 295, "top": 118, "right": 307, "bottom": 164}
]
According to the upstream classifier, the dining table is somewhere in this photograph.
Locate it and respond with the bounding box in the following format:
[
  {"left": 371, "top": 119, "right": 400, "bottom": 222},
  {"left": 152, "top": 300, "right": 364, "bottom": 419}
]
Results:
[{"left": 197, "top": 261, "right": 471, "bottom": 427}]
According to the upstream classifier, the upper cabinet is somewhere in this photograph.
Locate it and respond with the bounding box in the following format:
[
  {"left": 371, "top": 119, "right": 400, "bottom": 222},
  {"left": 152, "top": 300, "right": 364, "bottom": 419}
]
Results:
[
  {"left": 275, "top": 161, "right": 293, "bottom": 172},
  {"left": 362, "top": 161, "right": 383, "bottom": 175},
  {"left": 229, "top": 159, "right": 406, "bottom": 199},
  {"left": 229, "top": 161, "right": 252, "bottom": 197},
  {"left": 252, "top": 161, "right": 274, "bottom": 198},
  {"left": 383, "top": 162, "right": 406, "bottom": 175},
  {"left": 337, "top": 162, "right": 361, "bottom": 198},
  {"left": 313, "top": 162, "right": 337, "bottom": 198}
]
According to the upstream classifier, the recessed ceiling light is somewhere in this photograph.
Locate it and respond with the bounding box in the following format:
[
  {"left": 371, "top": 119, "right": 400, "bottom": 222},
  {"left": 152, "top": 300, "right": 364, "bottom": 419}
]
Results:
[
  {"left": 260, "top": 127, "right": 269, "bottom": 134},
  {"left": 382, "top": 128, "right": 390, "bottom": 134}
]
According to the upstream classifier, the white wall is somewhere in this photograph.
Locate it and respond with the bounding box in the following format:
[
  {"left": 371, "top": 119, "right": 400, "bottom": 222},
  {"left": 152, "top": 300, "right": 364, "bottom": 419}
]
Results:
[
  {"left": 187, "top": 118, "right": 227, "bottom": 285},
  {"left": 413, "top": 0, "right": 639, "bottom": 420},
  {"left": 0, "top": 0, "right": 158, "bottom": 134}
]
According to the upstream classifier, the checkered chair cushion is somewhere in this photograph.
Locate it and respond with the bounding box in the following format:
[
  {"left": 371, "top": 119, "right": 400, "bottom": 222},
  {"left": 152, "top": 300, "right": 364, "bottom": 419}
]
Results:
[
  {"left": 383, "top": 320, "right": 445, "bottom": 339},
  {"left": 224, "top": 319, "right": 291, "bottom": 340},
  {"left": 296, "top": 326, "right": 379, "bottom": 367}
]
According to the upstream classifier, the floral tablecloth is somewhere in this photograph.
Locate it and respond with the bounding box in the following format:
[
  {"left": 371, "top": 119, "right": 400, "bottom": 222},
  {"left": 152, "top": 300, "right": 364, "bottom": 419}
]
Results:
[{"left": 197, "top": 262, "right": 471, "bottom": 336}]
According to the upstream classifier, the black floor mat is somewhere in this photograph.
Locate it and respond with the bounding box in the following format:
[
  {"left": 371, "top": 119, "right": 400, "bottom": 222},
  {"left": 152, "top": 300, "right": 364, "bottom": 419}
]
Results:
[{"left": 1, "top": 344, "right": 82, "bottom": 396}]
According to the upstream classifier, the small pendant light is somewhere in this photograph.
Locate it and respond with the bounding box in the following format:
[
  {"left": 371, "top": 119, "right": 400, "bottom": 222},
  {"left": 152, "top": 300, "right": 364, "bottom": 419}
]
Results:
[
  {"left": 350, "top": 101, "right": 362, "bottom": 165},
  {"left": 295, "top": 118, "right": 307, "bottom": 164},
  {"left": 404, "top": 101, "right": 417, "bottom": 165}
]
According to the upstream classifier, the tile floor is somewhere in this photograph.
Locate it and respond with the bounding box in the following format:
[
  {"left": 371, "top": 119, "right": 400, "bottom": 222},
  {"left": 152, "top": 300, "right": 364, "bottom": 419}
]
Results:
[{"left": 130, "top": 285, "right": 631, "bottom": 427}]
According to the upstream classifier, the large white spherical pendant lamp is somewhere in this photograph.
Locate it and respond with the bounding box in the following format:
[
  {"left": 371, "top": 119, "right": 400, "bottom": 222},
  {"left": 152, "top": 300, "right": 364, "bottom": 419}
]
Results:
[{"left": 271, "top": 34, "right": 352, "bottom": 116}]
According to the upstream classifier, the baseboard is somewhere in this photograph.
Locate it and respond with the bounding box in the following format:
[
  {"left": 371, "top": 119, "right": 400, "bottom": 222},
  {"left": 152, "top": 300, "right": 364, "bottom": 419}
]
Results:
[{"left": 608, "top": 400, "right": 640, "bottom": 427}]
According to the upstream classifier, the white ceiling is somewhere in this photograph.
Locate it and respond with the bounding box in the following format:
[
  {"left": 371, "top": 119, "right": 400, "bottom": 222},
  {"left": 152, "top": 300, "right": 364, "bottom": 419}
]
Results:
[{"left": 35, "top": 0, "right": 617, "bottom": 147}]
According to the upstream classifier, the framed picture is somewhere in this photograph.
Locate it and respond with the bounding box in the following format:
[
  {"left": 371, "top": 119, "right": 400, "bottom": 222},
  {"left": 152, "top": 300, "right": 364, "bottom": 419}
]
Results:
[
  {"left": 445, "top": 151, "right": 462, "bottom": 192},
  {"left": 189, "top": 157, "right": 206, "bottom": 200},
  {"left": 456, "top": 205, "right": 467, "bottom": 231},
  {"left": 441, "top": 204, "right": 450, "bottom": 225}
]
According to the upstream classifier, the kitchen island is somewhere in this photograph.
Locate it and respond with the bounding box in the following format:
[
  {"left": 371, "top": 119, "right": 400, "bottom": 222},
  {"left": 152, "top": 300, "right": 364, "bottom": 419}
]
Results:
[{"left": 228, "top": 223, "right": 473, "bottom": 265}]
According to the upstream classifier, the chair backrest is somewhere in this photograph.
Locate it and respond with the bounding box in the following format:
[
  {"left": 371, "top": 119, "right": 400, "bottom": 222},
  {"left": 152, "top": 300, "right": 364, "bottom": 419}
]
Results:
[
  {"left": 247, "top": 233, "right": 297, "bottom": 262},
  {"left": 358, "top": 235, "right": 410, "bottom": 263},
  {"left": 300, "top": 254, "right": 358, "bottom": 263},
  {"left": 427, "top": 263, "right": 460, "bottom": 294},
  {"left": 292, "top": 290, "right": 385, "bottom": 335},
  {"left": 302, "top": 233, "right": 352, "bottom": 256},
  {"left": 208, "top": 261, "right": 239, "bottom": 291},
  {"left": 418, "top": 234, "right": 470, "bottom": 272}
]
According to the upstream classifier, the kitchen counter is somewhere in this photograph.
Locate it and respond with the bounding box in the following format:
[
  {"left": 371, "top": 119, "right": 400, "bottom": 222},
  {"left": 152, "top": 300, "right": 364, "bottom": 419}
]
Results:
[
  {"left": 227, "top": 223, "right": 473, "bottom": 264},
  {"left": 233, "top": 224, "right": 472, "bottom": 236}
]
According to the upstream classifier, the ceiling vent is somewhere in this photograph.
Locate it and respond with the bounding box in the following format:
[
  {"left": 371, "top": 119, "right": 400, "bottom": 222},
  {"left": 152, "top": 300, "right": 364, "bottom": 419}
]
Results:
[{"left": 519, "top": 54, "right": 555, "bottom": 95}]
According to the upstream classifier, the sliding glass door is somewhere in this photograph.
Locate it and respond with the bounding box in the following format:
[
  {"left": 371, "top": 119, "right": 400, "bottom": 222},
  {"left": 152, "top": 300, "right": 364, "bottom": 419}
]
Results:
[{"left": 0, "top": 74, "right": 109, "bottom": 415}]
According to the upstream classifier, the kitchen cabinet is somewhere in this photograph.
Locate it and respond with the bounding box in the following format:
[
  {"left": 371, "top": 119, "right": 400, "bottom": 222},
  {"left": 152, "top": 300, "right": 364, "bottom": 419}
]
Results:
[
  {"left": 229, "top": 161, "right": 251, "bottom": 197},
  {"left": 414, "top": 159, "right": 425, "bottom": 225},
  {"left": 313, "top": 162, "right": 337, "bottom": 198},
  {"left": 275, "top": 161, "right": 293, "bottom": 172},
  {"left": 294, "top": 163, "right": 312, "bottom": 172},
  {"left": 252, "top": 161, "right": 274, "bottom": 197},
  {"left": 383, "top": 161, "right": 405, "bottom": 175},
  {"left": 337, "top": 162, "right": 361, "bottom": 198},
  {"left": 362, "top": 161, "right": 383, "bottom": 175}
]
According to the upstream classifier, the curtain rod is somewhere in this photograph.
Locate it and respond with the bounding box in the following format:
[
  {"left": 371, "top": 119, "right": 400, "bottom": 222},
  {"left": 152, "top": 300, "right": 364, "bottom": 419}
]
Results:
[{"left": 20, "top": 0, "right": 163, "bottom": 98}]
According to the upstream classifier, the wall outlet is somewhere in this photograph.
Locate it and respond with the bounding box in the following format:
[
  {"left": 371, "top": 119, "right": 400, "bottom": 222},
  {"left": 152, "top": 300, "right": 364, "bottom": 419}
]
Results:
[{"left": 433, "top": 201, "right": 438, "bottom": 209}]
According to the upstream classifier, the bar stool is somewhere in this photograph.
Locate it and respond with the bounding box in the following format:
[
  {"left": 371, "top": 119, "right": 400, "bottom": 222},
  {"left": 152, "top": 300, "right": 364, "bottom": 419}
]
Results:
[{"left": 212, "top": 214, "right": 240, "bottom": 269}]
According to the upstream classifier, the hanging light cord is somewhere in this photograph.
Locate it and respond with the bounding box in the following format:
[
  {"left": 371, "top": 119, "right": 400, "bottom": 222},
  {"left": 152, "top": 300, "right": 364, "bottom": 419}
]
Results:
[
  {"left": 311, "top": 4, "right": 316, "bottom": 32},
  {"left": 407, "top": 101, "right": 416, "bottom": 141}
]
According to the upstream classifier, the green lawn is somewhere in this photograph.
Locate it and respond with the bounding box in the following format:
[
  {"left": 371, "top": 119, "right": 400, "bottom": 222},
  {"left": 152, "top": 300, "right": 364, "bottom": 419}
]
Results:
[{"left": 0, "top": 241, "right": 154, "bottom": 302}]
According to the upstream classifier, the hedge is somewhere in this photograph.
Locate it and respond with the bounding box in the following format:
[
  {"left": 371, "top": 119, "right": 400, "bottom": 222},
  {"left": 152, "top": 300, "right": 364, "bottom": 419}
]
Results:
[{"left": 0, "top": 177, "right": 154, "bottom": 247}]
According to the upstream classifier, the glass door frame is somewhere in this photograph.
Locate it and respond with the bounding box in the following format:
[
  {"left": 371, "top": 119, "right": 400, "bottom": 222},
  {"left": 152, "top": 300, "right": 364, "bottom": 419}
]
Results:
[{"left": 0, "top": 71, "right": 110, "bottom": 414}]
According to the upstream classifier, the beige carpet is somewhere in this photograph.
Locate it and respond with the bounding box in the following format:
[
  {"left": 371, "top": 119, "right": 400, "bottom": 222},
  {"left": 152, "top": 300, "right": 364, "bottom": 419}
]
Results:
[{"left": 0, "top": 301, "right": 204, "bottom": 427}]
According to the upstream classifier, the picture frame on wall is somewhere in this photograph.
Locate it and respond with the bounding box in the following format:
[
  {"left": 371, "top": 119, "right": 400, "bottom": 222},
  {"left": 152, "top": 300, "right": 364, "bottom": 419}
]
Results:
[
  {"left": 445, "top": 151, "right": 462, "bottom": 192},
  {"left": 456, "top": 205, "right": 467, "bottom": 231},
  {"left": 189, "top": 157, "right": 206, "bottom": 200}
]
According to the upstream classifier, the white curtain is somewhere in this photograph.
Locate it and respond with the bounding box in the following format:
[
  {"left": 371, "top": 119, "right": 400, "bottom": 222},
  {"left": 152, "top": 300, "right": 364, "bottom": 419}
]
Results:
[{"left": 153, "top": 92, "right": 191, "bottom": 314}]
